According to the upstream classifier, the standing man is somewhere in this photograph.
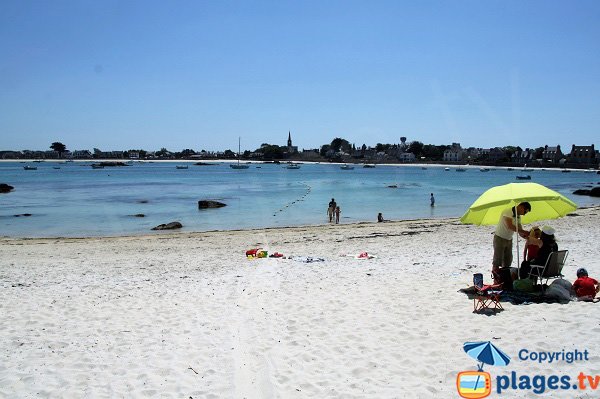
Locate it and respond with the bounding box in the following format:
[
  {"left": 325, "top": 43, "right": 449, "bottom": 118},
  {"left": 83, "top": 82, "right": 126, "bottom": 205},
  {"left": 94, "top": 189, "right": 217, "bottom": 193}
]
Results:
[
  {"left": 327, "top": 198, "right": 336, "bottom": 223},
  {"left": 430, "top": 193, "right": 435, "bottom": 207},
  {"left": 492, "top": 202, "right": 531, "bottom": 283}
]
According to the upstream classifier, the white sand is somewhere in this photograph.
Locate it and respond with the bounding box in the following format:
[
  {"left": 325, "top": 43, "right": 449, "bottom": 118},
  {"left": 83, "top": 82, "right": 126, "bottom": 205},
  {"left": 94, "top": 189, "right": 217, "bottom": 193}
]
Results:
[{"left": 1, "top": 207, "right": 600, "bottom": 398}]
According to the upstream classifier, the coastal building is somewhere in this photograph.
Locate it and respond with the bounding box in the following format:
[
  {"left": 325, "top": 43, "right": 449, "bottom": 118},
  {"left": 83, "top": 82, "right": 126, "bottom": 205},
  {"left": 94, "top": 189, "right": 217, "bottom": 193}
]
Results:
[
  {"left": 512, "top": 148, "right": 534, "bottom": 165},
  {"left": 541, "top": 145, "right": 563, "bottom": 164},
  {"left": 568, "top": 144, "right": 597, "bottom": 166},
  {"left": 479, "top": 147, "right": 505, "bottom": 163},
  {"left": 301, "top": 149, "right": 321, "bottom": 160},
  {"left": 0, "top": 151, "right": 21, "bottom": 159},
  {"left": 22, "top": 150, "right": 46, "bottom": 159},
  {"left": 398, "top": 152, "right": 416, "bottom": 163},
  {"left": 443, "top": 143, "right": 463, "bottom": 162},
  {"left": 71, "top": 150, "right": 92, "bottom": 159}
]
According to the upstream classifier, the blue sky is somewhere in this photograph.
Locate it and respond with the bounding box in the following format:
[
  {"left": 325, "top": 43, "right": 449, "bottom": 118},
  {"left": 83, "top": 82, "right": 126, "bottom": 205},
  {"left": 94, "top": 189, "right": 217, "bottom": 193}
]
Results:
[{"left": 1, "top": 0, "right": 599, "bottom": 153}]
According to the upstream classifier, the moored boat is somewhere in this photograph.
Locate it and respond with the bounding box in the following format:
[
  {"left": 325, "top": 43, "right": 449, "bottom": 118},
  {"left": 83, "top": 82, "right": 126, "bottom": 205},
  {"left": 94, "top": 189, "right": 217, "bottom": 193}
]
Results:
[{"left": 230, "top": 137, "right": 249, "bottom": 169}]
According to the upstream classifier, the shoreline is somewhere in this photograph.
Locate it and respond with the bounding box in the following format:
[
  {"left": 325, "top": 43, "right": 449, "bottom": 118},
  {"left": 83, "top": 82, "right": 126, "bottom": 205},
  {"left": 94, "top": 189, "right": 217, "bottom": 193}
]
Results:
[
  {"left": 2, "top": 207, "right": 598, "bottom": 241},
  {"left": 0, "top": 215, "right": 459, "bottom": 242}
]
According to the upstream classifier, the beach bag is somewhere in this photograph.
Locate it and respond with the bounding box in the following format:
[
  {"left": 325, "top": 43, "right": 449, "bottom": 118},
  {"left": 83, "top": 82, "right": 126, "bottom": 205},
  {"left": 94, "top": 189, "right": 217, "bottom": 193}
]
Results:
[
  {"left": 257, "top": 250, "right": 268, "bottom": 258},
  {"left": 497, "top": 268, "right": 513, "bottom": 291},
  {"left": 246, "top": 248, "right": 258, "bottom": 257},
  {"left": 544, "top": 280, "right": 571, "bottom": 302},
  {"left": 513, "top": 278, "right": 534, "bottom": 292}
]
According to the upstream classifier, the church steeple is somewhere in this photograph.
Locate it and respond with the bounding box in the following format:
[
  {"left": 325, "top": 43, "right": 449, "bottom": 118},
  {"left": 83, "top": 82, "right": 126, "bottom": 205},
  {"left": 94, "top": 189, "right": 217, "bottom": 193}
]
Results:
[{"left": 287, "top": 131, "right": 292, "bottom": 147}]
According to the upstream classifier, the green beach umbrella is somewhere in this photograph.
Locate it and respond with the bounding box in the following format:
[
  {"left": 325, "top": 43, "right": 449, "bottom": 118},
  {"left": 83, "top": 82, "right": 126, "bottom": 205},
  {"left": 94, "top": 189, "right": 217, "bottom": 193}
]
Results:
[{"left": 460, "top": 182, "right": 577, "bottom": 272}]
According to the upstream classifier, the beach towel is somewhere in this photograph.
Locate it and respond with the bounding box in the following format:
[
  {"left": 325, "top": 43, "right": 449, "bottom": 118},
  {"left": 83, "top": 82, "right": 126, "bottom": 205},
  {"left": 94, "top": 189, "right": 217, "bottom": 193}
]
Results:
[
  {"left": 340, "top": 252, "right": 377, "bottom": 259},
  {"left": 290, "top": 256, "right": 326, "bottom": 263}
]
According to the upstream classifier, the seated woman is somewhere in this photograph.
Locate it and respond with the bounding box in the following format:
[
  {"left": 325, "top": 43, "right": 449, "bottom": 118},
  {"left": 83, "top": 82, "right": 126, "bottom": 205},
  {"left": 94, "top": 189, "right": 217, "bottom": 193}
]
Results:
[
  {"left": 531, "top": 226, "right": 558, "bottom": 265},
  {"left": 520, "top": 226, "right": 558, "bottom": 277}
]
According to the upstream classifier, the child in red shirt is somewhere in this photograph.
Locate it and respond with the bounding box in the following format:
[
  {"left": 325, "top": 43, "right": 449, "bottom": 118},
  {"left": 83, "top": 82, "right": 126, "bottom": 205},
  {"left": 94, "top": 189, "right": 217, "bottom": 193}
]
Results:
[{"left": 572, "top": 268, "right": 599, "bottom": 302}]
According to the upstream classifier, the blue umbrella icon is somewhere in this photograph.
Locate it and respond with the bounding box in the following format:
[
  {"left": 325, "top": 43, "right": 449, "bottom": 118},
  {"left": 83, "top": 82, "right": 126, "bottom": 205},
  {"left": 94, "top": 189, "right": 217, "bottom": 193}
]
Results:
[
  {"left": 464, "top": 341, "right": 511, "bottom": 371},
  {"left": 463, "top": 341, "right": 511, "bottom": 394}
]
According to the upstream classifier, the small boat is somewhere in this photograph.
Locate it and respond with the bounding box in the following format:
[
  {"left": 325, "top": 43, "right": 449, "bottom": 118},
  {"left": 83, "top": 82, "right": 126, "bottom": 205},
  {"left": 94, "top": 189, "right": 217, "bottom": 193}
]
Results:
[
  {"left": 421, "top": 167, "right": 427, "bottom": 170},
  {"left": 23, "top": 165, "right": 37, "bottom": 170},
  {"left": 516, "top": 175, "right": 531, "bottom": 180},
  {"left": 561, "top": 169, "right": 571, "bottom": 173},
  {"left": 363, "top": 164, "right": 376, "bottom": 168},
  {"left": 65, "top": 160, "right": 74, "bottom": 163},
  {"left": 480, "top": 168, "right": 490, "bottom": 172},
  {"left": 53, "top": 166, "right": 61, "bottom": 170},
  {"left": 176, "top": 165, "right": 189, "bottom": 169},
  {"left": 230, "top": 137, "right": 249, "bottom": 169},
  {"left": 584, "top": 169, "right": 596, "bottom": 173},
  {"left": 444, "top": 167, "right": 450, "bottom": 171},
  {"left": 340, "top": 164, "right": 355, "bottom": 170},
  {"left": 456, "top": 168, "right": 467, "bottom": 172},
  {"left": 507, "top": 168, "right": 514, "bottom": 171},
  {"left": 91, "top": 164, "right": 104, "bottom": 169},
  {"left": 286, "top": 163, "right": 301, "bottom": 169}
]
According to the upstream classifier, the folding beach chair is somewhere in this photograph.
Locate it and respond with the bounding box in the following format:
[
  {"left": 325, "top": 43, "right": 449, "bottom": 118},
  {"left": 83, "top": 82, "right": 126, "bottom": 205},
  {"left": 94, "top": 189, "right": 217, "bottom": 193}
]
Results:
[
  {"left": 528, "top": 250, "right": 569, "bottom": 287},
  {"left": 473, "top": 273, "right": 503, "bottom": 313}
]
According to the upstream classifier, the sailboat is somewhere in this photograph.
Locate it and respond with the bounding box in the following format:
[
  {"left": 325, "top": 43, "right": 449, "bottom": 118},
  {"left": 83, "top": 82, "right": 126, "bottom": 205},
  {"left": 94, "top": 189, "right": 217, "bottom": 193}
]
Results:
[{"left": 229, "top": 137, "right": 249, "bottom": 169}]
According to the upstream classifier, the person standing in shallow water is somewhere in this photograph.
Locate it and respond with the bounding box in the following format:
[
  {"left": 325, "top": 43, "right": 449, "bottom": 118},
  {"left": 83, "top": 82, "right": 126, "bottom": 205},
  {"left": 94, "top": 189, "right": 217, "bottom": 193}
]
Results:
[
  {"left": 327, "top": 198, "right": 336, "bottom": 223},
  {"left": 430, "top": 193, "right": 435, "bottom": 207},
  {"left": 335, "top": 206, "right": 341, "bottom": 224}
]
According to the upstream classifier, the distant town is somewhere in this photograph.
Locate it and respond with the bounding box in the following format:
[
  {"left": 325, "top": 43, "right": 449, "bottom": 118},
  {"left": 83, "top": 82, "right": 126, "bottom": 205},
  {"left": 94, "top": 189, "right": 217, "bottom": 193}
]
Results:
[{"left": 1, "top": 132, "right": 598, "bottom": 169}]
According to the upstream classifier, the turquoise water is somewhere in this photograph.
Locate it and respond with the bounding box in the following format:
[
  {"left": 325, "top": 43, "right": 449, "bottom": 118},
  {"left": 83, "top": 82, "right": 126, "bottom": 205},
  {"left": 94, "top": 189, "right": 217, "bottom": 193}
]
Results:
[{"left": 1, "top": 162, "right": 598, "bottom": 237}]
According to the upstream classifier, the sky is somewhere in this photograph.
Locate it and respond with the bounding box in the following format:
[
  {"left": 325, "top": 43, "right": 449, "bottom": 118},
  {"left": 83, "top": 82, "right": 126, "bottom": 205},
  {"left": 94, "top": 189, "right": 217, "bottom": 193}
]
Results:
[{"left": 1, "top": 0, "right": 599, "bottom": 153}]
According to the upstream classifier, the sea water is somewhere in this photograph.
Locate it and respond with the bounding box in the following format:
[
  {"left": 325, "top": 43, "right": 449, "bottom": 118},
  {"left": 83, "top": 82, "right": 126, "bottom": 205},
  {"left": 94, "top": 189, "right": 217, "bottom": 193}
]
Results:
[{"left": 0, "top": 162, "right": 598, "bottom": 237}]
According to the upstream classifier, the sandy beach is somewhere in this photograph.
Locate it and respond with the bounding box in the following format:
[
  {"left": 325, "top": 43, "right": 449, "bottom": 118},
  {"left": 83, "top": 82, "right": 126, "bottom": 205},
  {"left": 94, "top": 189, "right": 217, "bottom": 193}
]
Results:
[{"left": 1, "top": 206, "right": 600, "bottom": 398}]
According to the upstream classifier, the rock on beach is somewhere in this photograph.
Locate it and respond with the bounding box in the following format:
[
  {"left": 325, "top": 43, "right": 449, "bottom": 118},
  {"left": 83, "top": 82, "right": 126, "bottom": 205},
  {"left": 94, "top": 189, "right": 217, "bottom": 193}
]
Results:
[{"left": 151, "top": 221, "right": 182, "bottom": 230}]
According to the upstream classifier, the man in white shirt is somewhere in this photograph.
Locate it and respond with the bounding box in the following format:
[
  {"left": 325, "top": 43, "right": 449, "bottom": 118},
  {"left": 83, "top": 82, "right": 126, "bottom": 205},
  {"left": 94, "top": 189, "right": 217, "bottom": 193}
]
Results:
[{"left": 492, "top": 202, "right": 531, "bottom": 282}]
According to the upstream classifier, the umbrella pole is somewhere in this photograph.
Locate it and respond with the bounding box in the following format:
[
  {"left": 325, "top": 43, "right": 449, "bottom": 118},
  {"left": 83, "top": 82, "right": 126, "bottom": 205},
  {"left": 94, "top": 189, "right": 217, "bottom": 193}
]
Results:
[{"left": 515, "top": 213, "right": 520, "bottom": 279}]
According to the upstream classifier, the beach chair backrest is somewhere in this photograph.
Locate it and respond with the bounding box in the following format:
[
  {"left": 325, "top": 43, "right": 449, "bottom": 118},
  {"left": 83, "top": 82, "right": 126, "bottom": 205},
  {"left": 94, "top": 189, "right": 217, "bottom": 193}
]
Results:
[
  {"left": 542, "top": 250, "right": 568, "bottom": 278},
  {"left": 473, "top": 273, "right": 484, "bottom": 288}
]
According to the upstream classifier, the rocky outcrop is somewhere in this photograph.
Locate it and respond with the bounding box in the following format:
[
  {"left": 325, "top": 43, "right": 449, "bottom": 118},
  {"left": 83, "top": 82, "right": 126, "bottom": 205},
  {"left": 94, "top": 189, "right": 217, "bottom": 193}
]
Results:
[
  {"left": 151, "top": 222, "right": 182, "bottom": 230},
  {"left": 132, "top": 214, "right": 145, "bottom": 217},
  {"left": 0, "top": 184, "right": 14, "bottom": 193},
  {"left": 198, "top": 200, "right": 227, "bottom": 209},
  {"left": 14, "top": 213, "right": 32, "bottom": 217},
  {"left": 573, "top": 187, "right": 600, "bottom": 197}
]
